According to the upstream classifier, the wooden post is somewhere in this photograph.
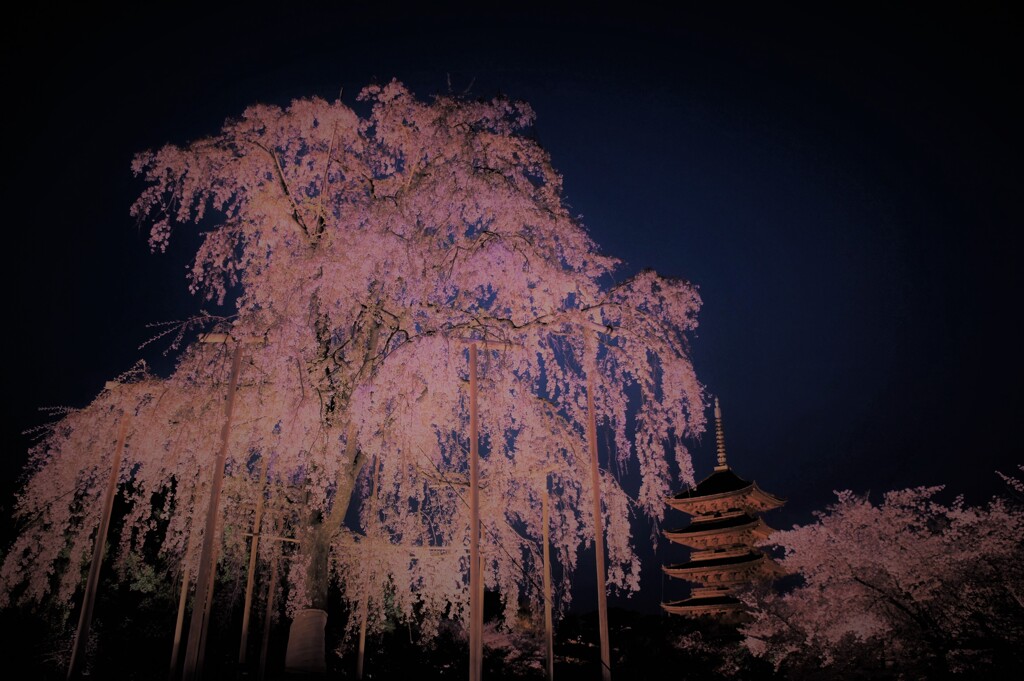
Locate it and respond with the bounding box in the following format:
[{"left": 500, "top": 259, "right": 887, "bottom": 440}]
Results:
[
  {"left": 182, "top": 341, "right": 244, "bottom": 681},
  {"left": 239, "top": 455, "right": 270, "bottom": 665},
  {"left": 169, "top": 528, "right": 198, "bottom": 679},
  {"left": 195, "top": 544, "right": 219, "bottom": 681},
  {"left": 477, "top": 550, "right": 485, "bottom": 679},
  {"left": 355, "top": 587, "right": 368, "bottom": 680},
  {"left": 356, "top": 459, "right": 379, "bottom": 680},
  {"left": 469, "top": 342, "right": 482, "bottom": 681},
  {"left": 542, "top": 476, "right": 554, "bottom": 681},
  {"left": 258, "top": 556, "right": 279, "bottom": 681},
  {"left": 587, "top": 371, "right": 611, "bottom": 681},
  {"left": 67, "top": 415, "right": 129, "bottom": 680}
]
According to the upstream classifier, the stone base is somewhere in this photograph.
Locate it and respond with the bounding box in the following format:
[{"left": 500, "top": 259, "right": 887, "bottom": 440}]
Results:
[{"left": 285, "top": 608, "right": 328, "bottom": 674}]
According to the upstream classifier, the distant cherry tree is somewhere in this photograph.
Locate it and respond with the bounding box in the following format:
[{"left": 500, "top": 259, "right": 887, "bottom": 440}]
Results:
[
  {"left": 740, "top": 470, "right": 1024, "bottom": 680},
  {"left": 0, "top": 81, "right": 704, "bottom": 668}
]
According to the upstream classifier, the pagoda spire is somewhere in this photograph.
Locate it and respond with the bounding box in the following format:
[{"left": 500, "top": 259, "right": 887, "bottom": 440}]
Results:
[{"left": 714, "top": 397, "right": 729, "bottom": 471}]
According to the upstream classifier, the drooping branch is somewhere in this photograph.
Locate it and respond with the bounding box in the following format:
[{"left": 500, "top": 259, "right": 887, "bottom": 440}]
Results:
[{"left": 247, "top": 139, "right": 313, "bottom": 241}]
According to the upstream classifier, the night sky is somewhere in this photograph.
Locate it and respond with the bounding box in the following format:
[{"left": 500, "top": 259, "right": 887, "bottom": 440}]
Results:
[{"left": 3, "top": 5, "right": 1020, "bottom": 615}]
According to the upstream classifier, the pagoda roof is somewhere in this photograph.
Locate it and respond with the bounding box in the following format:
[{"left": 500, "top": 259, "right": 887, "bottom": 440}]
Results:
[
  {"left": 664, "top": 550, "right": 763, "bottom": 571},
  {"left": 665, "top": 513, "right": 759, "bottom": 536},
  {"left": 666, "top": 468, "right": 785, "bottom": 513},
  {"left": 674, "top": 469, "right": 752, "bottom": 498},
  {"left": 662, "top": 595, "right": 742, "bottom": 608}
]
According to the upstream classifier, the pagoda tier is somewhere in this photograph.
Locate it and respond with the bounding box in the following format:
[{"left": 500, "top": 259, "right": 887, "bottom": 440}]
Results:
[
  {"left": 662, "top": 595, "right": 744, "bottom": 617},
  {"left": 663, "top": 512, "right": 774, "bottom": 550},
  {"left": 662, "top": 551, "right": 782, "bottom": 586}
]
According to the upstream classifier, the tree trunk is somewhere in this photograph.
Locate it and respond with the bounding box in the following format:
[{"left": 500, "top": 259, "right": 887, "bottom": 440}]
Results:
[{"left": 284, "top": 435, "right": 365, "bottom": 674}]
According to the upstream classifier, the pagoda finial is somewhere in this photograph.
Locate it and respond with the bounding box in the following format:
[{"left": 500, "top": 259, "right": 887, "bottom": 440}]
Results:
[{"left": 714, "top": 397, "right": 729, "bottom": 471}]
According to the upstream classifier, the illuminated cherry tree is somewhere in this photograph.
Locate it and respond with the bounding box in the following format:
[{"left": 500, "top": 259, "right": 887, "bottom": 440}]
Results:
[
  {"left": 740, "top": 473, "right": 1024, "bottom": 679},
  {"left": 0, "top": 81, "right": 704, "bottom": 667}
]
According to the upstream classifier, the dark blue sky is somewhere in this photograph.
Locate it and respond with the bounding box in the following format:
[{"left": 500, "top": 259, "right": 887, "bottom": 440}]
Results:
[{"left": 3, "top": 4, "right": 1020, "bottom": 614}]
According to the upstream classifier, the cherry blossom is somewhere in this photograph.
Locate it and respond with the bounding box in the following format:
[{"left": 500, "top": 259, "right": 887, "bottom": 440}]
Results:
[{"left": 740, "top": 476, "right": 1024, "bottom": 677}]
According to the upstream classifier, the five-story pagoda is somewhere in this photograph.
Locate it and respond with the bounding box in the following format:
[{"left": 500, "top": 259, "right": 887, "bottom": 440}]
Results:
[{"left": 661, "top": 398, "right": 785, "bottom": 618}]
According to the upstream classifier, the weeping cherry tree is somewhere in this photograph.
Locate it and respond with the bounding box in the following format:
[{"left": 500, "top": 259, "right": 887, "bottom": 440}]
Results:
[{"left": 0, "top": 80, "right": 705, "bottom": 673}]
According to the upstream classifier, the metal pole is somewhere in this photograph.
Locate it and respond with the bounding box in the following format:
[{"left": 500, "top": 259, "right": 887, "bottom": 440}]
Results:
[
  {"left": 587, "top": 372, "right": 611, "bottom": 681},
  {"left": 67, "top": 416, "right": 129, "bottom": 680},
  {"left": 239, "top": 455, "right": 269, "bottom": 665},
  {"left": 182, "top": 342, "right": 244, "bottom": 681},
  {"left": 542, "top": 476, "right": 554, "bottom": 681},
  {"left": 469, "top": 342, "right": 482, "bottom": 681}
]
